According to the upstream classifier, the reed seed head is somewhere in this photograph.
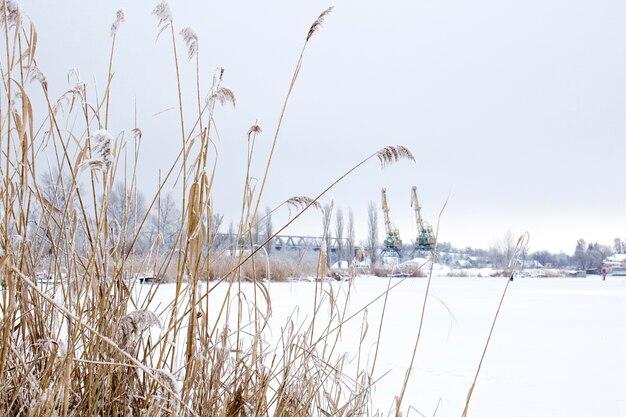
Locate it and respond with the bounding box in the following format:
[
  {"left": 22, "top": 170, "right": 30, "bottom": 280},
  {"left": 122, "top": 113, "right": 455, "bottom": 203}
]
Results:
[
  {"left": 307, "top": 6, "right": 333, "bottom": 41},
  {"left": 209, "top": 86, "right": 236, "bottom": 108},
  {"left": 286, "top": 196, "right": 321, "bottom": 216},
  {"left": 156, "top": 368, "right": 180, "bottom": 394},
  {"left": 1, "top": 0, "right": 21, "bottom": 28},
  {"left": 81, "top": 129, "right": 113, "bottom": 172},
  {"left": 180, "top": 26, "right": 198, "bottom": 60},
  {"left": 93, "top": 129, "right": 113, "bottom": 167},
  {"left": 110, "top": 9, "right": 125, "bottom": 37},
  {"left": 27, "top": 66, "right": 47, "bottom": 90},
  {"left": 153, "top": 1, "right": 172, "bottom": 37},
  {"left": 116, "top": 310, "right": 162, "bottom": 351},
  {"left": 131, "top": 127, "right": 142, "bottom": 140},
  {"left": 247, "top": 122, "right": 262, "bottom": 141},
  {"left": 376, "top": 145, "right": 415, "bottom": 168}
]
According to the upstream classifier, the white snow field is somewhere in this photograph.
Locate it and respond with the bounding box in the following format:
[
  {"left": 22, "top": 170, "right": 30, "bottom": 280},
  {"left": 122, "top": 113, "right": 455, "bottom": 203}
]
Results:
[{"left": 141, "top": 276, "right": 626, "bottom": 417}]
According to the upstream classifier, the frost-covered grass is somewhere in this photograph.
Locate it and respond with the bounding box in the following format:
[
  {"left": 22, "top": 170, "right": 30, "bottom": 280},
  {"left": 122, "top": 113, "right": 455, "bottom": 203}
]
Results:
[
  {"left": 0, "top": 2, "right": 420, "bottom": 416},
  {"left": 5, "top": 1, "right": 614, "bottom": 416}
]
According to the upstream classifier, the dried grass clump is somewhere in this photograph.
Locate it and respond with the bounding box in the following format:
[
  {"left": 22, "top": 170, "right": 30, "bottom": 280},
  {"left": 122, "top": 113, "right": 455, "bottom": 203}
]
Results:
[
  {"left": 402, "top": 263, "right": 426, "bottom": 277},
  {"left": 447, "top": 269, "right": 470, "bottom": 277},
  {"left": 205, "top": 255, "right": 315, "bottom": 282},
  {"left": 371, "top": 265, "right": 389, "bottom": 277},
  {"left": 0, "top": 3, "right": 423, "bottom": 417}
]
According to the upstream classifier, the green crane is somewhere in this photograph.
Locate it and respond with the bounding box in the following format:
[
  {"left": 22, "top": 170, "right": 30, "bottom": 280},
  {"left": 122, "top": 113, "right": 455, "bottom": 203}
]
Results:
[
  {"left": 411, "top": 186, "right": 435, "bottom": 251},
  {"left": 381, "top": 188, "right": 402, "bottom": 257}
]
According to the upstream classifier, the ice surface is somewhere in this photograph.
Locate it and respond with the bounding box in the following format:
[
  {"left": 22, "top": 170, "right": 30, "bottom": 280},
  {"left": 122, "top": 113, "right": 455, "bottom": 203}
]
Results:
[{"left": 143, "top": 275, "right": 626, "bottom": 417}]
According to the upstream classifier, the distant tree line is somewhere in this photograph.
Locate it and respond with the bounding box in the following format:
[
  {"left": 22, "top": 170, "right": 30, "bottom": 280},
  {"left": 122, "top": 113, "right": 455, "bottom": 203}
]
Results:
[
  {"left": 32, "top": 177, "right": 619, "bottom": 272},
  {"left": 437, "top": 236, "right": 617, "bottom": 271}
]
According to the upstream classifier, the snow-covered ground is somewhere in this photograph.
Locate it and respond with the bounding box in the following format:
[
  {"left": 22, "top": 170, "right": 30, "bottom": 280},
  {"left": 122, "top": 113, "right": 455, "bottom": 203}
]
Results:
[{"left": 142, "top": 275, "right": 626, "bottom": 417}]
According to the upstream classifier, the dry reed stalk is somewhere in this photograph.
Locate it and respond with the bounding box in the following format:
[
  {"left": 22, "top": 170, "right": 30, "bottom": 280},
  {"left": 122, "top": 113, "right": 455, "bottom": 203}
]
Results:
[
  {"left": 460, "top": 232, "right": 529, "bottom": 417},
  {"left": 152, "top": 4, "right": 188, "bottom": 317},
  {"left": 104, "top": 9, "right": 124, "bottom": 129},
  {"left": 8, "top": 265, "right": 193, "bottom": 415},
  {"left": 203, "top": 145, "right": 415, "bottom": 291},
  {"left": 0, "top": 3, "right": 425, "bottom": 415},
  {"left": 394, "top": 196, "right": 448, "bottom": 417},
  {"left": 243, "top": 6, "right": 334, "bottom": 275}
]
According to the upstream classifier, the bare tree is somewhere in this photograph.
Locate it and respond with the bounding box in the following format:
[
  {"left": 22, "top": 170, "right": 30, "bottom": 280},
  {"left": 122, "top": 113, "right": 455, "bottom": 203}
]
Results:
[
  {"left": 40, "top": 168, "right": 74, "bottom": 210},
  {"left": 251, "top": 212, "right": 261, "bottom": 246},
  {"left": 208, "top": 211, "right": 223, "bottom": 247},
  {"left": 264, "top": 206, "right": 273, "bottom": 255},
  {"left": 35, "top": 168, "right": 78, "bottom": 254},
  {"left": 593, "top": 243, "right": 613, "bottom": 267},
  {"left": 322, "top": 202, "right": 334, "bottom": 268},
  {"left": 227, "top": 220, "right": 235, "bottom": 247},
  {"left": 335, "top": 208, "right": 344, "bottom": 265},
  {"left": 367, "top": 201, "right": 378, "bottom": 266},
  {"left": 146, "top": 192, "right": 182, "bottom": 250},
  {"left": 573, "top": 239, "right": 589, "bottom": 270},
  {"left": 489, "top": 230, "right": 517, "bottom": 269},
  {"left": 614, "top": 238, "right": 623, "bottom": 254},
  {"left": 502, "top": 230, "right": 516, "bottom": 268},
  {"left": 347, "top": 209, "right": 355, "bottom": 263},
  {"left": 108, "top": 181, "right": 148, "bottom": 254},
  {"left": 575, "top": 242, "right": 606, "bottom": 271}
]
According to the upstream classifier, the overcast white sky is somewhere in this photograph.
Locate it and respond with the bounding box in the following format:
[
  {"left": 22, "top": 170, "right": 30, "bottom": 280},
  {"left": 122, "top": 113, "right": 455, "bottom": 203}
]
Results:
[{"left": 19, "top": 0, "right": 626, "bottom": 254}]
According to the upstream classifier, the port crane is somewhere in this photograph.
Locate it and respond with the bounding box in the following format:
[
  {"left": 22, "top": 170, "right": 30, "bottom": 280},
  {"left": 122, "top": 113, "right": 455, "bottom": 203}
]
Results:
[
  {"left": 411, "top": 186, "right": 435, "bottom": 252},
  {"left": 381, "top": 188, "right": 402, "bottom": 258}
]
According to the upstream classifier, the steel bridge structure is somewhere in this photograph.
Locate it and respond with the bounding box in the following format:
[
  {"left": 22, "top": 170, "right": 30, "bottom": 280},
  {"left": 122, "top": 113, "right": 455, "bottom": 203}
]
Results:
[{"left": 214, "top": 233, "right": 352, "bottom": 253}]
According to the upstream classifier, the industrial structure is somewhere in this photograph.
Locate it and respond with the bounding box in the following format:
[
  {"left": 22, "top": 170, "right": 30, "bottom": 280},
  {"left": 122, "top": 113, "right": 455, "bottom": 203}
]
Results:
[
  {"left": 411, "top": 186, "right": 435, "bottom": 253},
  {"left": 214, "top": 233, "right": 351, "bottom": 253},
  {"left": 380, "top": 188, "right": 402, "bottom": 258}
]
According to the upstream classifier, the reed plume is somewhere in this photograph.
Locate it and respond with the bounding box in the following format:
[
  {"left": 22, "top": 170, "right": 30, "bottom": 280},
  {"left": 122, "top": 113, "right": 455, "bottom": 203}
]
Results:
[
  {"left": 152, "top": 0, "right": 172, "bottom": 39},
  {"left": 376, "top": 145, "right": 415, "bottom": 168},
  {"left": 180, "top": 26, "right": 198, "bottom": 60},
  {"left": 1, "top": 0, "right": 21, "bottom": 28},
  {"left": 116, "top": 309, "right": 162, "bottom": 351},
  {"left": 247, "top": 122, "right": 262, "bottom": 140},
  {"left": 286, "top": 196, "right": 322, "bottom": 215},
  {"left": 307, "top": 6, "right": 333, "bottom": 41},
  {"left": 131, "top": 127, "right": 142, "bottom": 140},
  {"left": 210, "top": 86, "right": 236, "bottom": 108},
  {"left": 26, "top": 65, "right": 47, "bottom": 90},
  {"left": 110, "top": 8, "right": 125, "bottom": 37},
  {"left": 81, "top": 129, "right": 113, "bottom": 172}
]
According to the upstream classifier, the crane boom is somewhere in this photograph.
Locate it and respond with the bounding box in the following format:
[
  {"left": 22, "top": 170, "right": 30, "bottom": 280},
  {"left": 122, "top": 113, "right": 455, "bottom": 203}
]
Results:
[
  {"left": 381, "top": 188, "right": 393, "bottom": 236},
  {"left": 380, "top": 188, "right": 402, "bottom": 254},
  {"left": 411, "top": 186, "right": 424, "bottom": 232}
]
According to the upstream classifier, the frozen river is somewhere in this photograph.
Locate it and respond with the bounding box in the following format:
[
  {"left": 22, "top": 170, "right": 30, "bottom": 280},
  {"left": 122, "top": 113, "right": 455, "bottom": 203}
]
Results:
[
  {"left": 346, "top": 275, "right": 626, "bottom": 417},
  {"left": 142, "top": 275, "right": 626, "bottom": 417}
]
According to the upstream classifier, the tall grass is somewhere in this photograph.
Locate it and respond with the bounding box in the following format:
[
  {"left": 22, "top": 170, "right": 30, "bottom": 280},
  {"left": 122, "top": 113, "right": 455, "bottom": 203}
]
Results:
[{"left": 0, "top": 2, "right": 424, "bottom": 416}]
